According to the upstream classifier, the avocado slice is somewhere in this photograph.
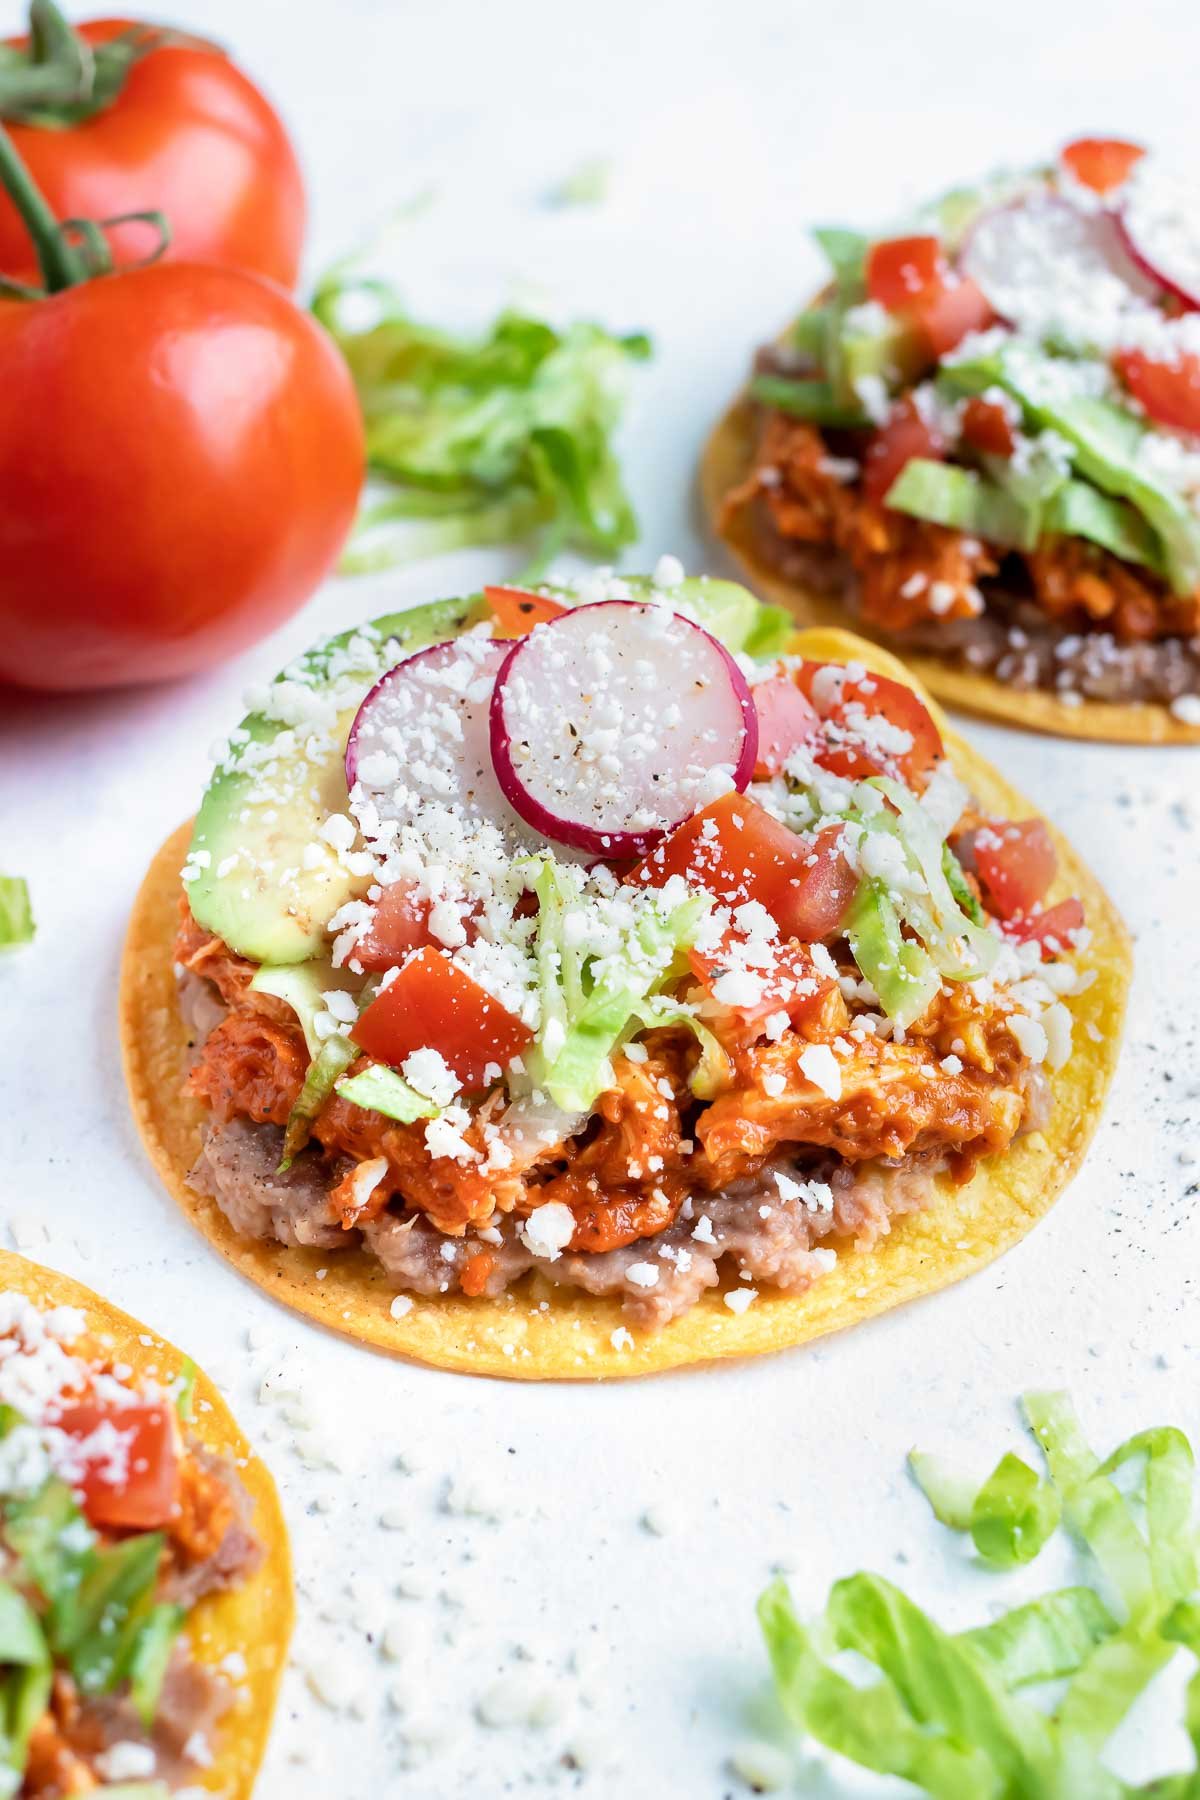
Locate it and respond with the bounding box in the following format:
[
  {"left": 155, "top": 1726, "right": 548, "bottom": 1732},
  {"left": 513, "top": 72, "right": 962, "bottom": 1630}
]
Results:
[{"left": 185, "top": 595, "right": 483, "bottom": 963}]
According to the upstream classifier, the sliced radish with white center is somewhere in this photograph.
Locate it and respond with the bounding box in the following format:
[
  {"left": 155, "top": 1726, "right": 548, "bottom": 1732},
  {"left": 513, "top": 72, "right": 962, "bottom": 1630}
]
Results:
[
  {"left": 1119, "top": 161, "right": 1200, "bottom": 311},
  {"left": 960, "top": 195, "right": 1159, "bottom": 341},
  {"left": 346, "top": 635, "right": 513, "bottom": 827},
  {"left": 489, "top": 600, "right": 758, "bottom": 856}
]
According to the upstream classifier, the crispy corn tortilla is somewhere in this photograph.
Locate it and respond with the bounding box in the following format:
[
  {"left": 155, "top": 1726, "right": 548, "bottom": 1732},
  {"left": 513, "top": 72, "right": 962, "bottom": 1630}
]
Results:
[
  {"left": 0, "top": 1250, "right": 292, "bottom": 1795},
  {"left": 120, "top": 630, "right": 1131, "bottom": 1381},
  {"left": 704, "top": 393, "right": 1200, "bottom": 745}
]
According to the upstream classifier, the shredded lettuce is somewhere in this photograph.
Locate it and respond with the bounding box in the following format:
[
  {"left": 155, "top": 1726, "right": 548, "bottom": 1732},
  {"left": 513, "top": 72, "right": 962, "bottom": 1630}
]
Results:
[
  {"left": 522, "top": 860, "right": 709, "bottom": 1113},
  {"left": 279, "top": 1033, "right": 358, "bottom": 1170},
  {"left": 311, "top": 274, "right": 650, "bottom": 578},
  {"left": 747, "top": 373, "right": 870, "bottom": 428},
  {"left": 249, "top": 962, "right": 361, "bottom": 1059},
  {"left": 942, "top": 341, "right": 1200, "bottom": 593},
  {"left": 172, "top": 1358, "right": 196, "bottom": 1424},
  {"left": 0, "top": 1584, "right": 50, "bottom": 1786},
  {"left": 1, "top": 1463, "right": 181, "bottom": 1729},
  {"left": 884, "top": 457, "right": 1036, "bottom": 550},
  {"left": 911, "top": 1447, "right": 1061, "bottom": 1568},
  {"left": 759, "top": 1394, "right": 1200, "bottom": 1795},
  {"left": 0, "top": 877, "right": 33, "bottom": 951},
  {"left": 335, "top": 1062, "right": 436, "bottom": 1124},
  {"left": 813, "top": 227, "right": 870, "bottom": 292},
  {"left": 626, "top": 998, "right": 732, "bottom": 1100}
]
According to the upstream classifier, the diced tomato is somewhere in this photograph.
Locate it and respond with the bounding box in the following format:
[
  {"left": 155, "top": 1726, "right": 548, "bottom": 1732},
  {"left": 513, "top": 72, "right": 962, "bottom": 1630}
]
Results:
[
  {"left": 485, "top": 585, "right": 566, "bottom": 638},
  {"left": 793, "top": 660, "right": 944, "bottom": 788},
  {"left": 352, "top": 946, "right": 532, "bottom": 1089},
  {"left": 866, "top": 235, "right": 944, "bottom": 311},
  {"left": 1061, "top": 137, "right": 1144, "bottom": 196},
  {"left": 913, "top": 275, "right": 994, "bottom": 359},
  {"left": 974, "top": 819, "right": 1058, "bottom": 921},
  {"left": 862, "top": 396, "right": 945, "bottom": 509},
  {"left": 772, "top": 822, "right": 858, "bottom": 942},
  {"left": 56, "top": 1399, "right": 180, "bottom": 1531},
  {"left": 627, "top": 791, "right": 809, "bottom": 916},
  {"left": 866, "top": 237, "right": 993, "bottom": 361},
  {"left": 689, "top": 932, "right": 835, "bottom": 1035},
  {"left": 1113, "top": 348, "right": 1200, "bottom": 434},
  {"left": 1007, "top": 896, "right": 1086, "bottom": 955},
  {"left": 752, "top": 675, "right": 823, "bottom": 778},
  {"left": 961, "top": 394, "right": 1017, "bottom": 458},
  {"left": 352, "top": 880, "right": 435, "bottom": 971}
]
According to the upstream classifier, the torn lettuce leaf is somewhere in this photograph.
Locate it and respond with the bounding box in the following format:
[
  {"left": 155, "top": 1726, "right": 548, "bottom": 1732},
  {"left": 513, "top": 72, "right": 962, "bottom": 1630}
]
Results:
[{"left": 312, "top": 273, "right": 650, "bottom": 579}]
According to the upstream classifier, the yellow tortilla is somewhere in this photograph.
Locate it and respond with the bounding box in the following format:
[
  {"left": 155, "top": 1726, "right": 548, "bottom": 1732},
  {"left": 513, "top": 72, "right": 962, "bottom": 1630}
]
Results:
[
  {"left": 120, "top": 631, "right": 1131, "bottom": 1380},
  {"left": 704, "top": 393, "right": 1200, "bottom": 745},
  {"left": 0, "top": 1250, "right": 292, "bottom": 1796}
]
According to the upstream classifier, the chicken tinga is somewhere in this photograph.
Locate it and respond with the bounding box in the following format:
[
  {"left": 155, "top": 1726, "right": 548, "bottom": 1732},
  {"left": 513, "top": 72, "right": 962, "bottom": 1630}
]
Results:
[
  {"left": 121, "top": 572, "right": 1129, "bottom": 1377},
  {"left": 705, "top": 138, "right": 1200, "bottom": 742},
  {"left": 0, "top": 1253, "right": 290, "bottom": 1797}
]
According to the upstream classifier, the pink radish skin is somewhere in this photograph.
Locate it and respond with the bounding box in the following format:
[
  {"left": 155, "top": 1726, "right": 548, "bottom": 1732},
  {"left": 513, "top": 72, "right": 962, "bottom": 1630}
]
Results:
[
  {"left": 346, "top": 636, "right": 512, "bottom": 824},
  {"left": 1118, "top": 166, "right": 1200, "bottom": 312},
  {"left": 960, "top": 194, "right": 1158, "bottom": 331},
  {"left": 489, "top": 600, "right": 759, "bottom": 857}
]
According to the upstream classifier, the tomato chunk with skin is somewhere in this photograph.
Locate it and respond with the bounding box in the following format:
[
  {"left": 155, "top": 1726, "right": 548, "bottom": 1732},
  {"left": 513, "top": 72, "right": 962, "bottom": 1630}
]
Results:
[
  {"left": 485, "top": 585, "right": 566, "bottom": 638},
  {"left": 962, "top": 394, "right": 1017, "bottom": 458},
  {"left": 1114, "top": 349, "right": 1200, "bottom": 434},
  {"left": 353, "top": 880, "right": 435, "bottom": 971},
  {"left": 866, "top": 238, "right": 993, "bottom": 360},
  {"left": 752, "top": 675, "right": 823, "bottom": 777},
  {"left": 1061, "top": 136, "right": 1144, "bottom": 196},
  {"left": 352, "top": 947, "right": 532, "bottom": 1089},
  {"left": 862, "top": 396, "right": 945, "bottom": 509},
  {"left": 793, "top": 660, "right": 944, "bottom": 788},
  {"left": 627, "top": 791, "right": 809, "bottom": 915},
  {"left": 772, "top": 823, "right": 858, "bottom": 942},
  {"left": 914, "top": 275, "right": 994, "bottom": 359},
  {"left": 866, "top": 236, "right": 944, "bottom": 311},
  {"left": 689, "top": 933, "right": 835, "bottom": 1034},
  {"left": 1007, "top": 896, "right": 1085, "bottom": 955},
  {"left": 56, "top": 1399, "right": 180, "bottom": 1531},
  {"left": 974, "top": 819, "right": 1058, "bottom": 921}
]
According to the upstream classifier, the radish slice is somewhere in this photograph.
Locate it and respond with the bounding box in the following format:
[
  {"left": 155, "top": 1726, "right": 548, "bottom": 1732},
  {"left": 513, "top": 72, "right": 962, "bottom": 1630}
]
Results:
[
  {"left": 346, "top": 635, "right": 513, "bottom": 826},
  {"left": 1119, "top": 162, "right": 1200, "bottom": 312},
  {"left": 960, "top": 194, "right": 1158, "bottom": 337},
  {"left": 489, "top": 600, "right": 758, "bottom": 856}
]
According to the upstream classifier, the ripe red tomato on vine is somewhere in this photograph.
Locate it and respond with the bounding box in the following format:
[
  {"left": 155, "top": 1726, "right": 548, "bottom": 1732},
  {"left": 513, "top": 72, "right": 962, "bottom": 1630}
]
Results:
[{"left": 0, "top": 3, "right": 305, "bottom": 290}]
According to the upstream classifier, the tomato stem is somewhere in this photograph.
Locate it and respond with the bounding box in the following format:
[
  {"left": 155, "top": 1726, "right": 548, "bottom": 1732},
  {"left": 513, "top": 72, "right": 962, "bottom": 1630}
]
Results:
[{"left": 0, "top": 122, "right": 84, "bottom": 290}]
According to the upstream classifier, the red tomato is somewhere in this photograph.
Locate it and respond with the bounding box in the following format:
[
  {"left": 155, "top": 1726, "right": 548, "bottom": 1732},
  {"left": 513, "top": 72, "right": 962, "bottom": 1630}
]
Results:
[
  {"left": 0, "top": 262, "right": 364, "bottom": 691},
  {"left": 772, "top": 822, "right": 858, "bottom": 942},
  {"left": 961, "top": 395, "right": 1017, "bottom": 458},
  {"left": 352, "top": 947, "right": 532, "bottom": 1088},
  {"left": 866, "top": 237, "right": 992, "bottom": 359},
  {"left": 0, "top": 19, "right": 305, "bottom": 289},
  {"left": 1061, "top": 137, "right": 1144, "bottom": 197},
  {"left": 353, "top": 882, "right": 435, "bottom": 971},
  {"left": 485, "top": 586, "right": 566, "bottom": 637},
  {"left": 866, "top": 236, "right": 944, "bottom": 311},
  {"left": 752, "top": 675, "right": 823, "bottom": 777},
  {"left": 862, "top": 397, "right": 944, "bottom": 508},
  {"left": 1114, "top": 348, "right": 1200, "bottom": 434},
  {"left": 914, "top": 276, "right": 994, "bottom": 358},
  {"left": 627, "top": 791, "right": 810, "bottom": 914},
  {"left": 794, "top": 661, "right": 944, "bottom": 787},
  {"left": 56, "top": 1398, "right": 180, "bottom": 1531},
  {"left": 1007, "top": 896, "right": 1085, "bottom": 954},
  {"left": 689, "top": 932, "right": 835, "bottom": 1033},
  {"left": 974, "top": 819, "right": 1058, "bottom": 920}
]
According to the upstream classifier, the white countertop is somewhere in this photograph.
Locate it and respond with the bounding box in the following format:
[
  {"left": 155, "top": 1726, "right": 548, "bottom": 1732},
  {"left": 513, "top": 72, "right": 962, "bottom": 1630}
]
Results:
[{"left": 1, "top": 0, "right": 1197, "bottom": 1791}]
